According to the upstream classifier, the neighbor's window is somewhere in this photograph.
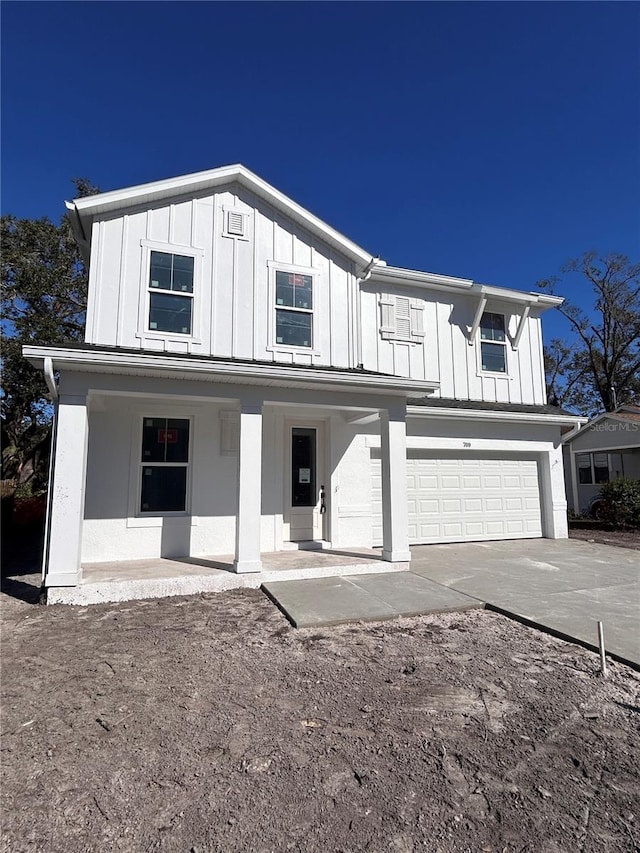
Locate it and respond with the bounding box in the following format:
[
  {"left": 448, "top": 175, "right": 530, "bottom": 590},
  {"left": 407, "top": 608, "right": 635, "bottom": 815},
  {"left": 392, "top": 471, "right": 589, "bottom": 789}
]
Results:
[
  {"left": 148, "top": 251, "right": 194, "bottom": 335},
  {"left": 593, "top": 452, "right": 609, "bottom": 484},
  {"left": 275, "top": 270, "right": 313, "bottom": 348},
  {"left": 140, "top": 417, "right": 190, "bottom": 512},
  {"left": 480, "top": 312, "right": 507, "bottom": 373},
  {"left": 577, "top": 454, "right": 593, "bottom": 485}
]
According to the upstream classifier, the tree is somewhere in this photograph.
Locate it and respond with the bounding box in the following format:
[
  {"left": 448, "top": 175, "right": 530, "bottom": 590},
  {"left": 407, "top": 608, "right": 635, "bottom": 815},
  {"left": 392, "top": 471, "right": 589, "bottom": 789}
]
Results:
[
  {"left": 538, "top": 252, "right": 640, "bottom": 416},
  {"left": 1, "top": 179, "right": 98, "bottom": 490}
]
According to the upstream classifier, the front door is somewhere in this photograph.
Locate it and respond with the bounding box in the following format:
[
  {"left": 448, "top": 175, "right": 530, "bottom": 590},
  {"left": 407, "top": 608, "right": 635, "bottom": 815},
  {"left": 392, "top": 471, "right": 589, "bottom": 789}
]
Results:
[{"left": 285, "top": 421, "right": 325, "bottom": 542}]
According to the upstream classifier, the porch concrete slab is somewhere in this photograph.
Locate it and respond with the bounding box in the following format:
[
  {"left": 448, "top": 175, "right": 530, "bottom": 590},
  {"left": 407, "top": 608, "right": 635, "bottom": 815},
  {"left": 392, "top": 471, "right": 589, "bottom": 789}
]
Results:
[
  {"left": 262, "top": 572, "right": 480, "bottom": 628},
  {"left": 410, "top": 540, "right": 640, "bottom": 666}
]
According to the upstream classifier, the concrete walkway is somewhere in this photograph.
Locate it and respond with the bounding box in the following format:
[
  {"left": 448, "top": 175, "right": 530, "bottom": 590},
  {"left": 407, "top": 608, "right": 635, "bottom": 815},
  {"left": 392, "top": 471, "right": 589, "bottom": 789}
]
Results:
[
  {"left": 262, "top": 571, "right": 481, "bottom": 628},
  {"left": 411, "top": 539, "right": 640, "bottom": 667}
]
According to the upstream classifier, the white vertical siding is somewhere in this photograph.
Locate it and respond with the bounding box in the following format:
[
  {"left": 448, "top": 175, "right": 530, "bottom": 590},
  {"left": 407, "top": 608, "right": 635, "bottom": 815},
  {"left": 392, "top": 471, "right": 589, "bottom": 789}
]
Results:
[
  {"left": 359, "top": 285, "right": 548, "bottom": 405},
  {"left": 85, "top": 181, "right": 358, "bottom": 369}
]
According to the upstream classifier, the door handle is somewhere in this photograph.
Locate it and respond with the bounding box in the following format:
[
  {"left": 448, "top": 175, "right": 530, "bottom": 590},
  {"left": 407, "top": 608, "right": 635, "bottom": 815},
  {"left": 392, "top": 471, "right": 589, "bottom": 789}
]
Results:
[{"left": 320, "top": 484, "right": 326, "bottom": 514}]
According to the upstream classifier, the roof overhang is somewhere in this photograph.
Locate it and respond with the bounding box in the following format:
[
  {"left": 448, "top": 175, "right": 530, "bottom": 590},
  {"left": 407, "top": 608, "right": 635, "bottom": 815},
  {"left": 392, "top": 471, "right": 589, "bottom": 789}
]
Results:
[
  {"left": 367, "top": 264, "right": 564, "bottom": 310},
  {"left": 66, "top": 164, "right": 374, "bottom": 272},
  {"left": 23, "top": 346, "right": 439, "bottom": 400},
  {"left": 409, "top": 404, "right": 586, "bottom": 428}
]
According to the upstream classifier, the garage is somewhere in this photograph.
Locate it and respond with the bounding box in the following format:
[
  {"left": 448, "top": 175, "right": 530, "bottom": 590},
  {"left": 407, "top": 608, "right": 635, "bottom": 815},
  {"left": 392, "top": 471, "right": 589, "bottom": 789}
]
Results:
[{"left": 371, "top": 451, "right": 543, "bottom": 545}]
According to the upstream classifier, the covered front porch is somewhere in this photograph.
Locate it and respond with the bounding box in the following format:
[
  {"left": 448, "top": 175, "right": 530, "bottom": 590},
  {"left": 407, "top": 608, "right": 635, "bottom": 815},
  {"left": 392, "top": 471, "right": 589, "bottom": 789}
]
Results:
[
  {"left": 29, "top": 345, "right": 439, "bottom": 601},
  {"left": 48, "top": 547, "right": 408, "bottom": 605}
]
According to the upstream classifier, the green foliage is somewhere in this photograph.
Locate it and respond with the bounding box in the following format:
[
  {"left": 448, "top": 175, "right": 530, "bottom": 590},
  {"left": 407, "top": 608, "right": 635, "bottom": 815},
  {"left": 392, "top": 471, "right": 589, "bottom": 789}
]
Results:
[
  {"left": 540, "top": 252, "right": 640, "bottom": 416},
  {"left": 597, "top": 478, "right": 640, "bottom": 528},
  {"left": 1, "top": 179, "right": 98, "bottom": 489}
]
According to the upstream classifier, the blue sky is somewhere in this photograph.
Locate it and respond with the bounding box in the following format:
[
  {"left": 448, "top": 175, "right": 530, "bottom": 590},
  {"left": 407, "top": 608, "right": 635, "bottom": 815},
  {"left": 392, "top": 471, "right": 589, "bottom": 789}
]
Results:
[{"left": 2, "top": 1, "right": 638, "bottom": 342}]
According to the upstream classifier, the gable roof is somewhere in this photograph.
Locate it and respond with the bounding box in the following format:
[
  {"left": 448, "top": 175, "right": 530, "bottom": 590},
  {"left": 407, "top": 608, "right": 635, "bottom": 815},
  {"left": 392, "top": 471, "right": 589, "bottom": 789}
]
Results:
[
  {"left": 562, "top": 404, "right": 640, "bottom": 444},
  {"left": 66, "top": 164, "right": 374, "bottom": 271}
]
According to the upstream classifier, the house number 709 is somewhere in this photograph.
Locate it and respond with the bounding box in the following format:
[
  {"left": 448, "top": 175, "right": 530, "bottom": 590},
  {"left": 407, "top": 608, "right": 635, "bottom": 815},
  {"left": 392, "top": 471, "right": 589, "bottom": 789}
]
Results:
[{"left": 463, "top": 441, "right": 471, "bottom": 448}]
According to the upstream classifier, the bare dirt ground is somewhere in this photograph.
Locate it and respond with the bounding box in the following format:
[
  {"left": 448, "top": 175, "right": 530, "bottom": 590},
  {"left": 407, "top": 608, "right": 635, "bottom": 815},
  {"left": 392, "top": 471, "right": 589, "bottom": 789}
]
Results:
[
  {"left": 569, "top": 527, "right": 640, "bottom": 551},
  {"left": 2, "top": 575, "right": 639, "bottom": 853}
]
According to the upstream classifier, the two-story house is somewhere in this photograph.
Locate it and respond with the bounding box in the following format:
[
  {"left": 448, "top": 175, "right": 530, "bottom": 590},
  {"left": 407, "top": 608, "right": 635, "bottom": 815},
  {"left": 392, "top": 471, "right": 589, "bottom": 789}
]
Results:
[{"left": 24, "top": 165, "right": 582, "bottom": 604}]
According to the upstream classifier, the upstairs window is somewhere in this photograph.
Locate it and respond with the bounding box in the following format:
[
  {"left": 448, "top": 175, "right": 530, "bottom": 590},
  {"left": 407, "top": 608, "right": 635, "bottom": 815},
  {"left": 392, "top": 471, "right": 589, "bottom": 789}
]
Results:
[
  {"left": 275, "top": 270, "right": 313, "bottom": 348},
  {"left": 148, "top": 251, "right": 194, "bottom": 335},
  {"left": 480, "top": 312, "right": 507, "bottom": 373},
  {"left": 140, "top": 417, "right": 190, "bottom": 513}
]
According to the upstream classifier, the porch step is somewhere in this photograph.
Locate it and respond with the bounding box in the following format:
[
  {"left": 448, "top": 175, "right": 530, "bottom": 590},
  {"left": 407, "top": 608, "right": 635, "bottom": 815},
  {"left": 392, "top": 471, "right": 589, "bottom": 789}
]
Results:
[
  {"left": 261, "top": 560, "right": 409, "bottom": 583},
  {"left": 280, "top": 540, "right": 328, "bottom": 551}
]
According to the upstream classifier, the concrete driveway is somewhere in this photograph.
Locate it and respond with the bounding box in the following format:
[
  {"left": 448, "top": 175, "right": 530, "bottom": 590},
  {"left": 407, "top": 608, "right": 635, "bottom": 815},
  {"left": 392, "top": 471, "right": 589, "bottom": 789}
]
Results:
[{"left": 411, "top": 539, "right": 640, "bottom": 667}]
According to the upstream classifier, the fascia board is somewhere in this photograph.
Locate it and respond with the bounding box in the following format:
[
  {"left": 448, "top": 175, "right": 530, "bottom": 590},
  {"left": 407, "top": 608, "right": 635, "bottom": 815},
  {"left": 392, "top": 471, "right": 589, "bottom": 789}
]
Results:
[
  {"left": 22, "top": 346, "right": 438, "bottom": 399},
  {"left": 408, "top": 404, "right": 587, "bottom": 427},
  {"left": 368, "top": 266, "right": 474, "bottom": 293},
  {"left": 477, "top": 285, "right": 564, "bottom": 310},
  {"left": 67, "top": 164, "right": 373, "bottom": 269},
  {"left": 368, "top": 268, "right": 565, "bottom": 310}
]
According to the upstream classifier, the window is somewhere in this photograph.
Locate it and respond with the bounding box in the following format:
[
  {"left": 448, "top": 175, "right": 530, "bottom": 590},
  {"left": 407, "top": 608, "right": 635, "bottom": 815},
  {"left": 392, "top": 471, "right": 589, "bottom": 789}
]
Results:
[
  {"left": 275, "top": 270, "right": 313, "bottom": 348},
  {"left": 140, "top": 417, "right": 190, "bottom": 512},
  {"left": 593, "top": 453, "right": 609, "bottom": 484},
  {"left": 577, "top": 454, "right": 593, "bottom": 484},
  {"left": 480, "top": 312, "right": 507, "bottom": 373},
  {"left": 379, "top": 295, "right": 425, "bottom": 342},
  {"left": 148, "top": 251, "right": 194, "bottom": 335}
]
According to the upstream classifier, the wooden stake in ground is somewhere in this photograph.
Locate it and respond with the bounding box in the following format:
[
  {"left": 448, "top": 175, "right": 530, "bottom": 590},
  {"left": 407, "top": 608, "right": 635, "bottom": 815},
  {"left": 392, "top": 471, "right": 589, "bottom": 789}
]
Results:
[{"left": 597, "top": 621, "right": 607, "bottom": 678}]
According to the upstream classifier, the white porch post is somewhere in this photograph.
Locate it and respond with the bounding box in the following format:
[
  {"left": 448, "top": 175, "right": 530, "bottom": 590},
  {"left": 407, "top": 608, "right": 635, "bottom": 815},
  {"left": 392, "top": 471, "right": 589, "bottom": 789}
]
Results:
[
  {"left": 380, "top": 402, "right": 411, "bottom": 562},
  {"left": 540, "top": 445, "right": 569, "bottom": 539},
  {"left": 44, "top": 394, "right": 89, "bottom": 588},
  {"left": 234, "top": 400, "right": 263, "bottom": 573}
]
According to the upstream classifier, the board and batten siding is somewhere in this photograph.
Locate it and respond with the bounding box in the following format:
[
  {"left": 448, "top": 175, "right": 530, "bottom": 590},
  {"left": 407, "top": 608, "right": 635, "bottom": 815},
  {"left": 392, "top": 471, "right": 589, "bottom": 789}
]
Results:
[
  {"left": 359, "top": 285, "right": 547, "bottom": 405},
  {"left": 84, "top": 184, "right": 359, "bottom": 369}
]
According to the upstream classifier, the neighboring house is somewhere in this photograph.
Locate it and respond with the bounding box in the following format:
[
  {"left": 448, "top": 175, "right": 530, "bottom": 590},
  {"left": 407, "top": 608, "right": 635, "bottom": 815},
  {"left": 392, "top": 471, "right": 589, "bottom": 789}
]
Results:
[
  {"left": 563, "top": 405, "right": 640, "bottom": 515},
  {"left": 24, "top": 165, "right": 584, "bottom": 601}
]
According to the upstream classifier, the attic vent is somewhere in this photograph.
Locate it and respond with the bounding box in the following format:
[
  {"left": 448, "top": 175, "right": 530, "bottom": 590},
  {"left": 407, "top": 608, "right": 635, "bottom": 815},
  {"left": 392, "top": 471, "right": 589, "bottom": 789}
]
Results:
[{"left": 227, "top": 210, "right": 245, "bottom": 237}]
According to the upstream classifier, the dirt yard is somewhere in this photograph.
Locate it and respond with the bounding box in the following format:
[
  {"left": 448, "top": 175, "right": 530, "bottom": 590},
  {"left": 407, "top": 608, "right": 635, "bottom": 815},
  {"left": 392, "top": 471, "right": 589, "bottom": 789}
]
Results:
[
  {"left": 569, "top": 526, "right": 640, "bottom": 551},
  {"left": 1, "top": 576, "right": 639, "bottom": 853}
]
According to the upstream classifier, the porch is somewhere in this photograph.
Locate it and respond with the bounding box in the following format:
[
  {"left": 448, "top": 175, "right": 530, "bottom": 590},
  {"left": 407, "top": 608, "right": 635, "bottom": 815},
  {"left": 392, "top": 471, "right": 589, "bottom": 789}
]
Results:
[{"left": 47, "top": 547, "right": 410, "bottom": 605}]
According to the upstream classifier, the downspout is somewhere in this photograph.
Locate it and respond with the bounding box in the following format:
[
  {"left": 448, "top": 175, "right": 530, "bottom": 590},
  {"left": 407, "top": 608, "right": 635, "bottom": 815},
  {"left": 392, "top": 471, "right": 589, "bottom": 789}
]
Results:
[
  {"left": 41, "top": 358, "right": 58, "bottom": 594},
  {"left": 356, "top": 256, "right": 381, "bottom": 369},
  {"left": 43, "top": 357, "right": 58, "bottom": 402}
]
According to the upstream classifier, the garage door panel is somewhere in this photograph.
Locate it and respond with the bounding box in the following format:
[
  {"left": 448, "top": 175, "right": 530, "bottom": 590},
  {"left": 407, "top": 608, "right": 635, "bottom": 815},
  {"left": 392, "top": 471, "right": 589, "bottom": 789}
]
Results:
[{"left": 371, "top": 454, "right": 542, "bottom": 545}]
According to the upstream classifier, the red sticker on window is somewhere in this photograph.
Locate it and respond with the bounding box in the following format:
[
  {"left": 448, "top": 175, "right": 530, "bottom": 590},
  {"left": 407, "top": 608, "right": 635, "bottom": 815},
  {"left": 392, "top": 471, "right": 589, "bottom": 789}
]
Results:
[{"left": 158, "top": 429, "right": 178, "bottom": 444}]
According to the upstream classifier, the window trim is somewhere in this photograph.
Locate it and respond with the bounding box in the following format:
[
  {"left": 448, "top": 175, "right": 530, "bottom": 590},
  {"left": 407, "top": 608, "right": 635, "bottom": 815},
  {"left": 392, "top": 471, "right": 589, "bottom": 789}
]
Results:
[
  {"left": 576, "top": 451, "right": 620, "bottom": 487},
  {"left": 136, "top": 239, "right": 204, "bottom": 344},
  {"left": 138, "top": 416, "right": 191, "bottom": 515},
  {"left": 478, "top": 311, "right": 509, "bottom": 376},
  {"left": 127, "top": 411, "right": 194, "bottom": 524},
  {"left": 266, "top": 261, "right": 321, "bottom": 356}
]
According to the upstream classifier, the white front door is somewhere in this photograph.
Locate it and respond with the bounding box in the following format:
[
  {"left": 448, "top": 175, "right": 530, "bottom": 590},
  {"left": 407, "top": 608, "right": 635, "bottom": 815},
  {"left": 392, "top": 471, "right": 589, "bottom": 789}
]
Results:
[{"left": 284, "top": 420, "right": 325, "bottom": 542}]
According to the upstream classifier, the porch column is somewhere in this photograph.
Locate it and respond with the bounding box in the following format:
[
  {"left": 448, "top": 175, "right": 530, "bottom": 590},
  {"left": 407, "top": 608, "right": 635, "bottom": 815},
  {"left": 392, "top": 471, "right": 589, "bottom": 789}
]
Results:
[
  {"left": 44, "top": 394, "right": 89, "bottom": 587},
  {"left": 540, "top": 445, "right": 569, "bottom": 539},
  {"left": 234, "top": 400, "right": 263, "bottom": 573},
  {"left": 380, "top": 402, "right": 411, "bottom": 562}
]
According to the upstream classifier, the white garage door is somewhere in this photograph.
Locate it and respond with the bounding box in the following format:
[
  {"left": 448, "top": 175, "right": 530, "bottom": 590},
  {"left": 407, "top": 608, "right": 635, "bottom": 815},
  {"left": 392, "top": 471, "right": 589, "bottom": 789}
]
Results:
[{"left": 371, "top": 452, "right": 543, "bottom": 545}]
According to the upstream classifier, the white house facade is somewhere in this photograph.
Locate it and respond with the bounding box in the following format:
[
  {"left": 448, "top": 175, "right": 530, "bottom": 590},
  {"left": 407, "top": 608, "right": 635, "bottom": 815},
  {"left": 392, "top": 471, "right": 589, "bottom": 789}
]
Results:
[{"left": 24, "top": 165, "right": 583, "bottom": 603}]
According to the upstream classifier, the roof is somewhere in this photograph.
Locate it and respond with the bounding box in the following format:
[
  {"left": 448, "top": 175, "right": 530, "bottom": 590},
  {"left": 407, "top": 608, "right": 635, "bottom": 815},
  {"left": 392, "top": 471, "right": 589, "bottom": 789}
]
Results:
[
  {"left": 66, "top": 164, "right": 374, "bottom": 271},
  {"left": 368, "top": 265, "right": 563, "bottom": 309},
  {"left": 67, "top": 164, "right": 563, "bottom": 307},
  {"left": 562, "top": 404, "right": 640, "bottom": 445},
  {"left": 413, "top": 396, "right": 576, "bottom": 416},
  {"left": 22, "top": 343, "right": 439, "bottom": 400}
]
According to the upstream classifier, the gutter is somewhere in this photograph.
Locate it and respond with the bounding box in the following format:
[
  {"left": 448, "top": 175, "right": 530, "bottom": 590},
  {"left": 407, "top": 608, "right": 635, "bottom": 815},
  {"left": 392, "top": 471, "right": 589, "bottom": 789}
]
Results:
[
  {"left": 23, "top": 345, "right": 439, "bottom": 399},
  {"left": 408, "top": 405, "right": 587, "bottom": 427}
]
